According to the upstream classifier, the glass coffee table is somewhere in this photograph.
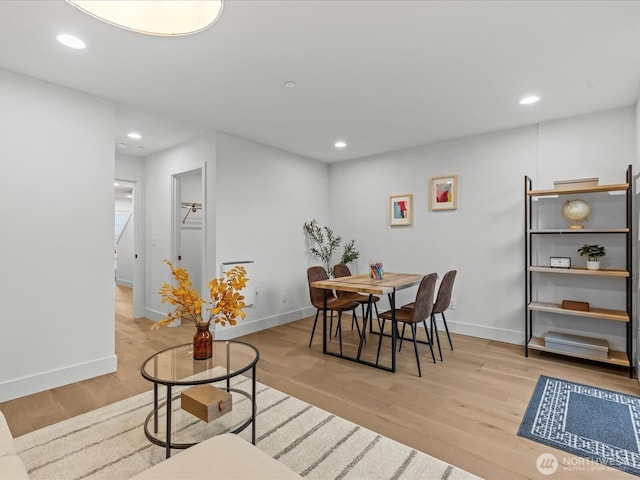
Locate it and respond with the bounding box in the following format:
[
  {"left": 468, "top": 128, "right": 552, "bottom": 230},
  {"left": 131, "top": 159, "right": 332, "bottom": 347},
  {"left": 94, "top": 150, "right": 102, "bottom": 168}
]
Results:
[{"left": 140, "top": 340, "right": 259, "bottom": 458}]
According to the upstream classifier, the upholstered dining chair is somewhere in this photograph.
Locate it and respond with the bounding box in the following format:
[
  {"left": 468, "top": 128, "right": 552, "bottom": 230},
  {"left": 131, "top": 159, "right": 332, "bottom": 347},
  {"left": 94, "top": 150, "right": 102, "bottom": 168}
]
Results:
[
  {"left": 402, "top": 269, "right": 457, "bottom": 361},
  {"left": 333, "top": 263, "right": 380, "bottom": 333},
  {"left": 376, "top": 273, "right": 438, "bottom": 377},
  {"left": 431, "top": 270, "right": 457, "bottom": 350},
  {"left": 307, "top": 266, "right": 360, "bottom": 352}
]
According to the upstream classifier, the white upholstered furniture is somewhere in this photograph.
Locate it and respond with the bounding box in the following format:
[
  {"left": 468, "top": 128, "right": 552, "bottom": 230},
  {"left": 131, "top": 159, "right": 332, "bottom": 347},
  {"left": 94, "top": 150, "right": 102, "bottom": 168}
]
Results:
[
  {"left": 0, "top": 411, "right": 300, "bottom": 479},
  {"left": 131, "top": 433, "right": 301, "bottom": 479},
  {"left": 0, "top": 411, "right": 29, "bottom": 479}
]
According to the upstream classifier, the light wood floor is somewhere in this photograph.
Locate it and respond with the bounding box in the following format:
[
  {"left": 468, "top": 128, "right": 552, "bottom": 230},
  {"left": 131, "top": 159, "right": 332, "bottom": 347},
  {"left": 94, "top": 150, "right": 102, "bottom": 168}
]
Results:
[{"left": 1, "top": 285, "right": 638, "bottom": 479}]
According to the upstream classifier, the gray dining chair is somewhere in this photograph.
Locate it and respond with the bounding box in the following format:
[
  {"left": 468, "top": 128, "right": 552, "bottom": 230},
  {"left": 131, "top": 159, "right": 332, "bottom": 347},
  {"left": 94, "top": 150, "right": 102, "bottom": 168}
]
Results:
[
  {"left": 402, "top": 270, "right": 457, "bottom": 361},
  {"left": 333, "top": 263, "right": 380, "bottom": 333},
  {"left": 307, "top": 266, "right": 360, "bottom": 353},
  {"left": 376, "top": 273, "right": 438, "bottom": 377}
]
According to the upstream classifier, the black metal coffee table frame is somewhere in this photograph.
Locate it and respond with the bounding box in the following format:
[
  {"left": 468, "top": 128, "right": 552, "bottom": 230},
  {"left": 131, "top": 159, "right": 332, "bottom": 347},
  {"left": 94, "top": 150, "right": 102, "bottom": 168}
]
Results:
[{"left": 140, "top": 340, "right": 259, "bottom": 458}]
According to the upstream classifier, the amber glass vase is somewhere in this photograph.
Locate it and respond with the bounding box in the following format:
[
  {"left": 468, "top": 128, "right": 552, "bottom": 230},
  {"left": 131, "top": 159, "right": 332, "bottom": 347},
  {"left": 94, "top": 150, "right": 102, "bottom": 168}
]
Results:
[{"left": 193, "top": 323, "right": 213, "bottom": 360}]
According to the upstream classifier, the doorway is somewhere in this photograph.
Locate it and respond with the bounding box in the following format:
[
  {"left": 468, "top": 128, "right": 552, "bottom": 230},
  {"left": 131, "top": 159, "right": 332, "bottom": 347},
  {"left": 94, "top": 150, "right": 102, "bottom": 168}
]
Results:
[
  {"left": 114, "top": 177, "right": 144, "bottom": 318},
  {"left": 172, "top": 168, "right": 206, "bottom": 295}
]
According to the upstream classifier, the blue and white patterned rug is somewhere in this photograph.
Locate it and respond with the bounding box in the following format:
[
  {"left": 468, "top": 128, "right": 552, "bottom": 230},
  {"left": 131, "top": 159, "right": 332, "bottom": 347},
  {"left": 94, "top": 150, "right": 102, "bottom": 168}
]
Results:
[{"left": 518, "top": 375, "right": 640, "bottom": 476}]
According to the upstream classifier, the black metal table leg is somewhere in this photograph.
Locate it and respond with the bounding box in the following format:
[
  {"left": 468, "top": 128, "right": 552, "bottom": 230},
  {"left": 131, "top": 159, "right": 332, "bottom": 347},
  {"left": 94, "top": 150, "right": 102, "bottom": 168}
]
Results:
[
  {"left": 153, "top": 383, "right": 158, "bottom": 433},
  {"left": 356, "top": 298, "right": 371, "bottom": 360},
  {"left": 391, "top": 288, "right": 397, "bottom": 373},
  {"left": 251, "top": 364, "right": 256, "bottom": 444},
  {"left": 322, "top": 290, "right": 328, "bottom": 354},
  {"left": 165, "top": 385, "right": 172, "bottom": 459}
]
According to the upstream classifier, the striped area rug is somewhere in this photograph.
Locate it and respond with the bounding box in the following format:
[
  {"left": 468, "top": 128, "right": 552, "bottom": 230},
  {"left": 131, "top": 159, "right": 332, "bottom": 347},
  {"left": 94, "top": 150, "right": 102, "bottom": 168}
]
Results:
[{"left": 14, "top": 377, "right": 481, "bottom": 480}]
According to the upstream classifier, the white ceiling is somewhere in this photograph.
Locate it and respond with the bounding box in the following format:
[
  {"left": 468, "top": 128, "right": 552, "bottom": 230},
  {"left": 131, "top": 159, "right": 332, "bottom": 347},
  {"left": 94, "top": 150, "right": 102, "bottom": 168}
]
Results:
[{"left": 1, "top": 0, "right": 640, "bottom": 162}]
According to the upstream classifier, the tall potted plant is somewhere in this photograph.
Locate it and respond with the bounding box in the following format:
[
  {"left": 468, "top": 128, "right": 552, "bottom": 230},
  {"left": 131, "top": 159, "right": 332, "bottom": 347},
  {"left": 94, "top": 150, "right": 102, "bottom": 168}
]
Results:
[
  {"left": 577, "top": 244, "right": 606, "bottom": 271},
  {"left": 303, "top": 219, "right": 360, "bottom": 276}
]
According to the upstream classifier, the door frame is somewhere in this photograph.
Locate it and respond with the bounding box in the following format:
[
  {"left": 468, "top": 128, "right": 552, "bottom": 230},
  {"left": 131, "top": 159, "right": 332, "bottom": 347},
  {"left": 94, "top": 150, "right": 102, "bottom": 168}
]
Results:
[
  {"left": 171, "top": 165, "right": 207, "bottom": 297},
  {"left": 114, "top": 175, "right": 145, "bottom": 318}
]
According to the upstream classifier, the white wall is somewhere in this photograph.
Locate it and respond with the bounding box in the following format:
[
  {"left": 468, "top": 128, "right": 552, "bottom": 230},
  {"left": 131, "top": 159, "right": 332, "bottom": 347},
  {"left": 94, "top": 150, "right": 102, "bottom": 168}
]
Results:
[
  {"left": 143, "top": 132, "right": 328, "bottom": 337},
  {"left": 1, "top": 64, "right": 631, "bottom": 403},
  {"left": 143, "top": 133, "right": 216, "bottom": 321},
  {"left": 329, "top": 106, "right": 635, "bottom": 349},
  {"left": 143, "top": 108, "right": 633, "bottom": 349},
  {"left": 115, "top": 153, "right": 145, "bottom": 317},
  {"left": 636, "top": 100, "right": 640, "bottom": 174},
  {"left": 0, "top": 69, "right": 116, "bottom": 402},
  {"left": 214, "top": 133, "right": 329, "bottom": 338},
  {"left": 116, "top": 153, "right": 144, "bottom": 179}
]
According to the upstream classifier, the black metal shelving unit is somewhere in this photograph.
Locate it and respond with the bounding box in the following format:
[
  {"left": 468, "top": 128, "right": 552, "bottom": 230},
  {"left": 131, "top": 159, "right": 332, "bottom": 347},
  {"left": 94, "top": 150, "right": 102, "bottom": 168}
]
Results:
[{"left": 524, "top": 165, "right": 633, "bottom": 378}]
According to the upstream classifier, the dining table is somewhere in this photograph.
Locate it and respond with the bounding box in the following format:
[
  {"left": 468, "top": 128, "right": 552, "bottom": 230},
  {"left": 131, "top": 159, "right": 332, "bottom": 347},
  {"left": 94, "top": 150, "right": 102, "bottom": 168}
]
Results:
[{"left": 310, "top": 272, "right": 424, "bottom": 372}]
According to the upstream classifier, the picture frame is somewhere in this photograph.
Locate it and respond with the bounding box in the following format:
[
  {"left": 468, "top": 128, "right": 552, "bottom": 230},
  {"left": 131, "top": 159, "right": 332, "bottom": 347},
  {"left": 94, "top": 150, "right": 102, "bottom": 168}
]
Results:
[
  {"left": 389, "top": 194, "right": 412, "bottom": 226},
  {"left": 430, "top": 175, "right": 458, "bottom": 211}
]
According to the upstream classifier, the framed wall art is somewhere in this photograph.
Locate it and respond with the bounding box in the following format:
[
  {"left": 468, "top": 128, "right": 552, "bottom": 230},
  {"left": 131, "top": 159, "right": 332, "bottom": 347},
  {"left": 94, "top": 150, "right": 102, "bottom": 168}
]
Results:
[
  {"left": 430, "top": 175, "right": 458, "bottom": 211},
  {"left": 389, "top": 194, "right": 412, "bottom": 226}
]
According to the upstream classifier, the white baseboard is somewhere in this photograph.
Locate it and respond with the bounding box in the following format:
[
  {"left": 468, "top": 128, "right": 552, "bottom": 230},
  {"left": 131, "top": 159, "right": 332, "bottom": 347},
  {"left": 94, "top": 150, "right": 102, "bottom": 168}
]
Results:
[
  {"left": 115, "top": 278, "right": 133, "bottom": 288},
  {"left": 145, "top": 308, "right": 166, "bottom": 322},
  {"left": 147, "top": 306, "right": 524, "bottom": 345},
  {"left": 446, "top": 319, "right": 523, "bottom": 345},
  {"left": 395, "top": 317, "right": 523, "bottom": 346},
  {"left": 0, "top": 355, "right": 117, "bottom": 403},
  {"left": 214, "top": 307, "right": 316, "bottom": 340},
  {"left": 216, "top": 310, "right": 524, "bottom": 345},
  {"left": 0, "top": 314, "right": 529, "bottom": 403},
  {"left": 144, "top": 307, "right": 317, "bottom": 334}
]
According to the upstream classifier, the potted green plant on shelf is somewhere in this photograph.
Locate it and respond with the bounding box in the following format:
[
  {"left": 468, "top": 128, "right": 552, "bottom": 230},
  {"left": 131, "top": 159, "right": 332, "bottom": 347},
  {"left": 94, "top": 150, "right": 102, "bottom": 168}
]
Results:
[{"left": 577, "top": 244, "right": 606, "bottom": 271}]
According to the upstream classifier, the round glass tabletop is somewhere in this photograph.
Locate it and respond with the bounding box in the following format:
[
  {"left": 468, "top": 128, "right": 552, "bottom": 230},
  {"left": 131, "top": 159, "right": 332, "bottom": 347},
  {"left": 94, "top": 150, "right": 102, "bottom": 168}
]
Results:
[{"left": 140, "top": 340, "right": 259, "bottom": 386}]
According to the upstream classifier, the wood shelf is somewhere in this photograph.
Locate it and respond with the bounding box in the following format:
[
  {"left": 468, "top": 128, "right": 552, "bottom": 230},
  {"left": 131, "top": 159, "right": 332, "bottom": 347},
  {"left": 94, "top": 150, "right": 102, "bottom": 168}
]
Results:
[
  {"left": 528, "top": 183, "right": 628, "bottom": 197},
  {"left": 528, "top": 301, "right": 629, "bottom": 322},
  {"left": 525, "top": 167, "right": 633, "bottom": 377},
  {"left": 527, "top": 336, "right": 629, "bottom": 367},
  {"left": 528, "top": 228, "right": 629, "bottom": 234},
  {"left": 528, "top": 266, "right": 629, "bottom": 277}
]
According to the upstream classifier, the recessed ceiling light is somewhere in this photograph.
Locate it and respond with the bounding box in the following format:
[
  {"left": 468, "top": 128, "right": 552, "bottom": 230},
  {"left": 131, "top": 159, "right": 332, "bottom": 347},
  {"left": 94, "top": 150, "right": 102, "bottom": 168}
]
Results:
[
  {"left": 334, "top": 141, "right": 347, "bottom": 149},
  {"left": 520, "top": 96, "right": 540, "bottom": 105},
  {"left": 284, "top": 81, "right": 297, "bottom": 88},
  {"left": 127, "top": 132, "right": 142, "bottom": 140},
  {"left": 56, "top": 33, "right": 86, "bottom": 50},
  {"left": 116, "top": 142, "right": 127, "bottom": 148},
  {"left": 114, "top": 182, "right": 119, "bottom": 186}
]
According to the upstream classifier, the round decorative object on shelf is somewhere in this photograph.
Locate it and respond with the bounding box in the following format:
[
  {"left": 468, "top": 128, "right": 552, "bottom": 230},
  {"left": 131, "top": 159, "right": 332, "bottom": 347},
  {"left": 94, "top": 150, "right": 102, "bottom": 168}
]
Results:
[{"left": 561, "top": 199, "right": 591, "bottom": 229}]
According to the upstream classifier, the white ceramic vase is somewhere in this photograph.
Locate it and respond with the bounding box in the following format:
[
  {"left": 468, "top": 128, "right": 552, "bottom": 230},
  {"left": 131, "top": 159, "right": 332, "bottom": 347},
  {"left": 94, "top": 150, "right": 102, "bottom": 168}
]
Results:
[{"left": 586, "top": 260, "right": 600, "bottom": 271}]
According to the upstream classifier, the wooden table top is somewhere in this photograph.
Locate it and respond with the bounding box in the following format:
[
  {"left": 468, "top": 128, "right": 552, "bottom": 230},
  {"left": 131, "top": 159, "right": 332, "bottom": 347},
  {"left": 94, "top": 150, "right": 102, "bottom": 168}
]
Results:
[{"left": 311, "top": 272, "right": 424, "bottom": 295}]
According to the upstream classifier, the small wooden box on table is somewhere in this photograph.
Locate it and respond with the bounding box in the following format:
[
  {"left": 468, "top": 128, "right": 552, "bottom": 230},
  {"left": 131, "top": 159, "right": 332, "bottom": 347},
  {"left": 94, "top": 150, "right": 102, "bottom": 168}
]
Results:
[{"left": 181, "top": 385, "right": 232, "bottom": 423}]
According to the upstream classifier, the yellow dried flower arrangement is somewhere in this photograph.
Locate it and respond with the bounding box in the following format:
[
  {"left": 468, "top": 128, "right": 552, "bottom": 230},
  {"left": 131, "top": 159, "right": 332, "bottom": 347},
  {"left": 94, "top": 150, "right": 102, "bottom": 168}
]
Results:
[{"left": 154, "top": 259, "right": 248, "bottom": 329}]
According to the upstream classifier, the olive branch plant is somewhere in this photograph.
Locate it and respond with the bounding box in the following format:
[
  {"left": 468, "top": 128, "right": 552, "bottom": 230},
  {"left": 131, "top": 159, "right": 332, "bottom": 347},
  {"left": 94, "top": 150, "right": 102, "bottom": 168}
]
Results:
[{"left": 303, "top": 219, "right": 360, "bottom": 276}]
